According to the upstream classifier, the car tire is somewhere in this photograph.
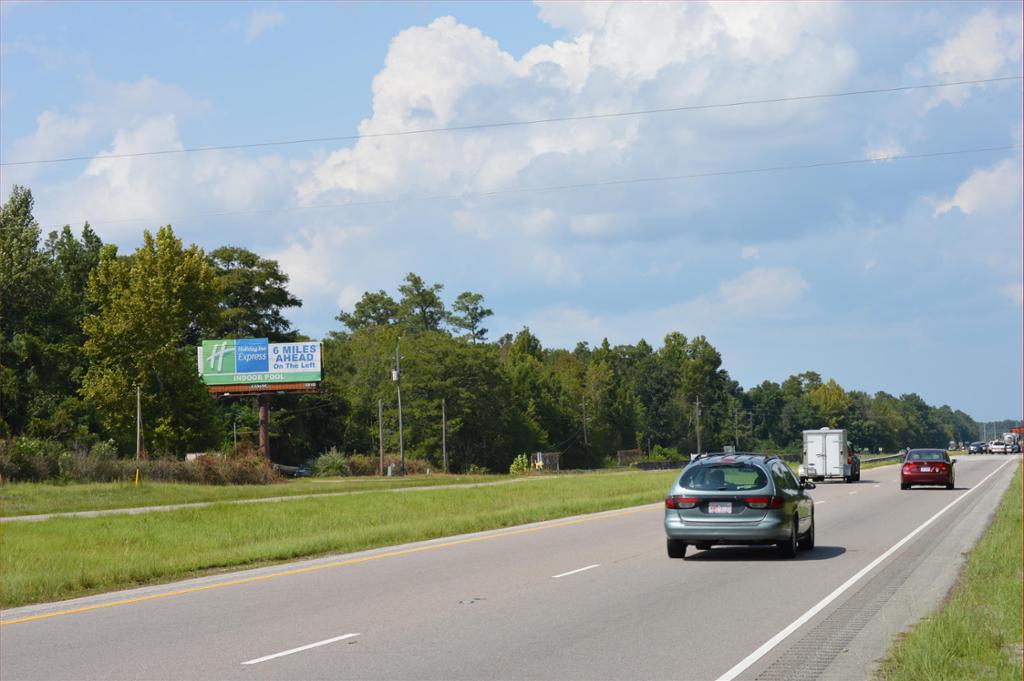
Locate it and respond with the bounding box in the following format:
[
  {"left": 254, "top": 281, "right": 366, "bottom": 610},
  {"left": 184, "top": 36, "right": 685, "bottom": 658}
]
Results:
[
  {"left": 946, "top": 478, "right": 954, "bottom": 490},
  {"left": 901, "top": 483, "right": 909, "bottom": 490},
  {"left": 844, "top": 475, "right": 852, "bottom": 483},
  {"left": 777, "top": 516, "right": 798, "bottom": 558},
  {"left": 667, "top": 539, "right": 687, "bottom": 559},
  {"left": 798, "top": 512, "right": 815, "bottom": 550}
]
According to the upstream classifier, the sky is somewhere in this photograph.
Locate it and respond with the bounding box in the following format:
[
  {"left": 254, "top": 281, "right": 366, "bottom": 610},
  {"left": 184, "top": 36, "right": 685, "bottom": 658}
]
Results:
[{"left": 1, "top": 1, "right": 1021, "bottom": 422}]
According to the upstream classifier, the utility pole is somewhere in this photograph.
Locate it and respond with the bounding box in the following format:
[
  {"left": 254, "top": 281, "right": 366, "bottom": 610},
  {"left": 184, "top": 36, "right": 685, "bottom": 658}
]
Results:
[
  {"left": 394, "top": 337, "right": 405, "bottom": 475},
  {"left": 582, "top": 396, "right": 589, "bottom": 447},
  {"left": 136, "top": 385, "right": 142, "bottom": 459},
  {"left": 378, "top": 399, "right": 384, "bottom": 476},
  {"left": 442, "top": 398, "right": 448, "bottom": 474},
  {"left": 695, "top": 397, "right": 702, "bottom": 455},
  {"left": 135, "top": 385, "right": 142, "bottom": 486},
  {"left": 733, "top": 404, "right": 739, "bottom": 449},
  {"left": 233, "top": 420, "right": 237, "bottom": 452}
]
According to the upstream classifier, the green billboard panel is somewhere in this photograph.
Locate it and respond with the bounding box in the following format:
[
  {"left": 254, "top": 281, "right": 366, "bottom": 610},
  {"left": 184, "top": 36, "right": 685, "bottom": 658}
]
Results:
[{"left": 198, "top": 339, "right": 322, "bottom": 386}]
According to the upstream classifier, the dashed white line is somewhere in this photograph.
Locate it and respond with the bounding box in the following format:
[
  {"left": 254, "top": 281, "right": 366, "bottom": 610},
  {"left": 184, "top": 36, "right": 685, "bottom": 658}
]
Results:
[
  {"left": 873, "top": 484, "right": 880, "bottom": 488},
  {"left": 813, "top": 501, "right": 826, "bottom": 505},
  {"left": 552, "top": 564, "right": 600, "bottom": 579},
  {"left": 242, "top": 633, "right": 360, "bottom": 665},
  {"left": 848, "top": 491, "right": 858, "bottom": 495}
]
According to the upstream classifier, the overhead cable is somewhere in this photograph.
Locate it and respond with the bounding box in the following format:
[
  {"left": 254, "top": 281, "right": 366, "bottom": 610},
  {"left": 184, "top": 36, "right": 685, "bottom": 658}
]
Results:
[
  {"left": 39, "top": 143, "right": 1022, "bottom": 229},
  {"left": 2, "top": 76, "right": 1020, "bottom": 167}
]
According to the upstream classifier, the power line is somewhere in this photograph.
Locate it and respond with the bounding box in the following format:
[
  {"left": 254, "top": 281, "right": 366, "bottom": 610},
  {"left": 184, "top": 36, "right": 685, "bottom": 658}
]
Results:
[
  {"left": 2, "top": 76, "right": 1019, "bottom": 167},
  {"left": 36, "top": 143, "right": 1023, "bottom": 230}
]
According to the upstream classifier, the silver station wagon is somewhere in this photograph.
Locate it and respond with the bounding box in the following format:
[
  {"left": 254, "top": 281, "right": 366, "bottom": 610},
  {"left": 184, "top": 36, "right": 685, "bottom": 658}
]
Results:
[{"left": 664, "top": 453, "right": 816, "bottom": 559}]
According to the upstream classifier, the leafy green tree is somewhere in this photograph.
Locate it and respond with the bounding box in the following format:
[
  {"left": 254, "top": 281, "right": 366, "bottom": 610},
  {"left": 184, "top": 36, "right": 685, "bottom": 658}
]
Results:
[
  {"left": 81, "top": 226, "right": 221, "bottom": 453},
  {"left": 809, "top": 378, "right": 851, "bottom": 428},
  {"left": 337, "top": 290, "right": 400, "bottom": 331},
  {"left": 208, "top": 246, "right": 301, "bottom": 340},
  {"left": 449, "top": 291, "right": 493, "bottom": 342},
  {"left": 397, "top": 272, "right": 446, "bottom": 333}
]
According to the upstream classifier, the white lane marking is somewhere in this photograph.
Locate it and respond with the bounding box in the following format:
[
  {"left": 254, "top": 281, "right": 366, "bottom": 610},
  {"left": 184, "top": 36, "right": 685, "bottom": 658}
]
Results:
[
  {"left": 813, "top": 501, "right": 826, "bottom": 505},
  {"left": 552, "top": 564, "right": 600, "bottom": 579},
  {"left": 874, "top": 485, "right": 880, "bottom": 488},
  {"left": 848, "top": 491, "right": 858, "bottom": 495},
  {"left": 716, "top": 458, "right": 1014, "bottom": 681},
  {"left": 242, "top": 633, "right": 360, "bottom": 665}
]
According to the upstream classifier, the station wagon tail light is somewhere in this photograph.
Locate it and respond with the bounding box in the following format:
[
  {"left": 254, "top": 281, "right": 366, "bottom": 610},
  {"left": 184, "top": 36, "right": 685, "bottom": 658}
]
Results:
[
  {"left": 666, "top": 496, "right": 698, "bottom": 509},
  {"left": 745, "top": 496, "right": 784, "bottom": 509}
]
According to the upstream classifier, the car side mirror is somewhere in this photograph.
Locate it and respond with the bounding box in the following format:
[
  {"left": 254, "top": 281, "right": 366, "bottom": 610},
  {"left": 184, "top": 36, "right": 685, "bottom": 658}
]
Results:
[
  {"left": 802, "top": 481, "right": 816, "bottom": 490},
  {"left": 951, "top": 458, "right": 957, "bottom": 464}
]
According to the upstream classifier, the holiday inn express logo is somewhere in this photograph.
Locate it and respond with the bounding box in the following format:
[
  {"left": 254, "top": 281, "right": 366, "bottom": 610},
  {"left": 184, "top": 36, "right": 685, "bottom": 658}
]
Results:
[{"left": 198, "top": 339, "right": 322, "bottom": 386}]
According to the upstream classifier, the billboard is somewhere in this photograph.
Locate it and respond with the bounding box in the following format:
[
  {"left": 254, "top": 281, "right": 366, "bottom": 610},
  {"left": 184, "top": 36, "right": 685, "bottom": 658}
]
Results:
[{"left": 198, "top": 339, "right": 322, "bottom": 386}]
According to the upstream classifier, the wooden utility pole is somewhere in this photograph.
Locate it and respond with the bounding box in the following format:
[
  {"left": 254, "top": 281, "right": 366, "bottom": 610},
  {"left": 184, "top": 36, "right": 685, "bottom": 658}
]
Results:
[
  {"left": 258, "top": 395, "right": 270, "bottom": 458},
  {"left": 378, "top": 399, "right": 384, "bottom": 476},
  {"left": 395, "top": 337, "right": 404, "bottom": 475},
  {"left": 582, "top": 396, "right": 589, "bottom": 447},
  {"left": 695, "top": 397, "right": 702, "bottom": 455},
  {"left": 442, "top": 398, "right": 448, "bottom": 474}
]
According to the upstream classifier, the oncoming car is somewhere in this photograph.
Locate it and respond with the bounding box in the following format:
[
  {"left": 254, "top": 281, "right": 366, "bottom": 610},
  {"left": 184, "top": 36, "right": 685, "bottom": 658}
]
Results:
[
  {"left": 900, "top": 449, "right": 955, "bottom": 489},
  {"left": 664, "top": 453, "right": 816, "bottom": 559}
]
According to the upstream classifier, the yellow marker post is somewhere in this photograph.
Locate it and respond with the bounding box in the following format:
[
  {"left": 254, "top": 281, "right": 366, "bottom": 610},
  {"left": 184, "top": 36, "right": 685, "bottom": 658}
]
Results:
[{"left": 135, "top": 468, "right": 140, "bottom": 486}]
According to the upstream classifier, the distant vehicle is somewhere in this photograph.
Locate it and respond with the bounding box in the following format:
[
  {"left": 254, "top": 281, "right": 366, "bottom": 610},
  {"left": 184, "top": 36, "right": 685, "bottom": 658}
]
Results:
[
  {"left": 665, "top": 453, "right": 815, "bottom": 559},
  {"left": 989, "top": 441, "right": 1009, "bottom": 454},
  {"left": 968, "top": 442, "right": 986, "bottom": 454},
  {"left": 1012, "top": 442, "right": 1021, "bottom": 454},
  {"left": 901, "top": 449, "right": 956, "bottom": 490},
  {"left": 799, "top": 428, "right": 860, "bottom": 483}
]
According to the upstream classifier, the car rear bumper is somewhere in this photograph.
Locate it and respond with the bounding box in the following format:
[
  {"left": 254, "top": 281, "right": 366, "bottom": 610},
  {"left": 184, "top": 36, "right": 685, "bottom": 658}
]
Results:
[
  {"left": 902, "top": 473, "right": 951, "bottom": 485},
  {"left": 664, "top": 511, "right": 791, "bottom": 544}
]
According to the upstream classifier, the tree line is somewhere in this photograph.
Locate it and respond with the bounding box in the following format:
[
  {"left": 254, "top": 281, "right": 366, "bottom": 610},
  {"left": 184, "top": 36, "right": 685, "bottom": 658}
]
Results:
[{"left": 0, "top": 186, "right": 999, "bottom": 472}]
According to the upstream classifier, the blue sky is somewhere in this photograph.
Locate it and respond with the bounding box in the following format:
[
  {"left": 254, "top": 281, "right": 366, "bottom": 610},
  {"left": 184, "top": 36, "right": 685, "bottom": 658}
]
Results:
[{"left": 2, "top": 1, "right": 1021, "bottom": 422}]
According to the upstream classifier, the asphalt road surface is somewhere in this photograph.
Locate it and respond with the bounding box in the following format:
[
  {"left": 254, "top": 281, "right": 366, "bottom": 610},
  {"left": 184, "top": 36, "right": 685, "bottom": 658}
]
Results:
[{"left": 1, "top": 455, "right": 1017, "bottom": 681}]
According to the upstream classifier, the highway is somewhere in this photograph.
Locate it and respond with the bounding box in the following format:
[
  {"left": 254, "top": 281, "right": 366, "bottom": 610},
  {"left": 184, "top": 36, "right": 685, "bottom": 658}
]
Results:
[{"left": 1, "top": 454, "right": 1017, "bottom": 681}]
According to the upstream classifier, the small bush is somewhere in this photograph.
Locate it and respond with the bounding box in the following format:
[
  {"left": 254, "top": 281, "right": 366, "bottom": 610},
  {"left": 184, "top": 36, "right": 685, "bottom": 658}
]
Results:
[
  {"left": 509, "top": 453, "right": 530, "bottom": 476},
  {"left": 348, "top": 454, "right": 379, "bottom": 476},
  {"left": 649, "top": 445, "right": 684, "bottom": 462},
  {"left": 90, "top": 440, "right": 119, "bottom": 460},
  {"left": 313, "top": 448, "right": 351, "bottom": 477},
  {"left": 4, "top": 438, "right": 64, "bottom": 482},
  {"left": 465, "top": 463, "right": 490, "bottom": 475}
]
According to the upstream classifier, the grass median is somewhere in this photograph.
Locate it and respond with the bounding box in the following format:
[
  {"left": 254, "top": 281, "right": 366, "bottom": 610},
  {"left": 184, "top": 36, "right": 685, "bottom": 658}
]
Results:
[
  {"left": 878, "top": 462, "right": 1022, "bottom": 681},
  {"left": 0, "top": 470, "right": 677, "bottom": 608},
  {"left": 0, "top": 474, "right": 505, "bottom": 517}
]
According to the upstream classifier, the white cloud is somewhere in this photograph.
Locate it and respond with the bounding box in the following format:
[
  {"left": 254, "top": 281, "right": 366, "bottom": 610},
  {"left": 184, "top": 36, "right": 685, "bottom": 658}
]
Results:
[
  {"left": 934, "top": 158, "right": 1022, "bottom": 217},
  {"left": 1003, "top": 283, "right": 1024, "bottom": 306},
  {"left": 299, "top": 5, "right": 855, "bottom": 208},
  {"left": 245, "top": 8, "right": 286, "bottom": 44},
  {"left": 864, "top": 259, "right": 877, "bottom": 271},
  {"left": 740, "top": 245, "right": 760, "bottom": 259},
  {"left": 714, "top": 267, "right": 808, "bottom": 318},
  {"left": 864, "top": 139, "right": 905, "bottom": 161},
  {"left": 927, "top": 10, "right": 1023, "bottom": 106},
  {"left": 2, "top": 76, "right": 207, "bottom": 184}
]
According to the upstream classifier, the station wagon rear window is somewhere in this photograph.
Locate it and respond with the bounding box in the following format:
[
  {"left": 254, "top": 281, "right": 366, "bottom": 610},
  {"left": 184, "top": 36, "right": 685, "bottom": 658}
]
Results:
[{"left": 680, "top": 464, "right": 769, "bottom": 491}]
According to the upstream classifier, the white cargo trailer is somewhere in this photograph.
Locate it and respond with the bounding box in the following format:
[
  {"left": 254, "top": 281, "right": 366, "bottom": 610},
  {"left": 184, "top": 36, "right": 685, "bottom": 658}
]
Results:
[{"left": 799, "top": 427, "right": 860, "bottom": 483}]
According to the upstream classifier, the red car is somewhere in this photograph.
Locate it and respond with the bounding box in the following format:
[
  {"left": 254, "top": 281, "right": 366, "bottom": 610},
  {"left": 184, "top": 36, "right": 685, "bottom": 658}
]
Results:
[{"left": 900, "top": 449, "right": 956, "bottom": 490}]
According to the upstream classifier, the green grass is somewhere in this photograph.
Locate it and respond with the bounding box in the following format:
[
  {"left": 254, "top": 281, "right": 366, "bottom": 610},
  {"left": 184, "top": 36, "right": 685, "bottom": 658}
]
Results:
[
  {"left": 0, "top": 474, "right": 506, "bottom": 517},
  {"left": 0, "top": 470, "right": 677, "bottom": 608},
  {"left": 878, "top": 463, "right": 1022, "bottom": 681}
]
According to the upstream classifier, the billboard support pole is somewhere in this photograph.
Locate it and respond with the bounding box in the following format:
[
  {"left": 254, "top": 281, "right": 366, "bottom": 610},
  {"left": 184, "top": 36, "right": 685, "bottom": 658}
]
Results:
[
  {"left": 258, "top": 396, "right": 270, "bottom": 459},
  {"left": 442, "top": 397, "right": 448, "bottom": 474}
]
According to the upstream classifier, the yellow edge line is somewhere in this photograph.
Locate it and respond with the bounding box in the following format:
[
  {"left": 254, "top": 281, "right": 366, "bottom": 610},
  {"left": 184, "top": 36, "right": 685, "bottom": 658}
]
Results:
[{"left": 1, "top": 504, "right": 658, "bottom": 626}]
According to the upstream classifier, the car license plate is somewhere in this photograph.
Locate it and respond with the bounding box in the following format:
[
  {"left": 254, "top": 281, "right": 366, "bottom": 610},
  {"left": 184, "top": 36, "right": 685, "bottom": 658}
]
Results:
[
  {"left": 709, "top": 502, "right": 732, "bottom": 514},
  {"left": 920, "top": 466, "right": 931, "bottom": 472}
]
